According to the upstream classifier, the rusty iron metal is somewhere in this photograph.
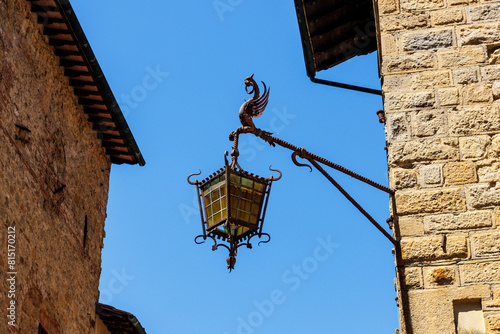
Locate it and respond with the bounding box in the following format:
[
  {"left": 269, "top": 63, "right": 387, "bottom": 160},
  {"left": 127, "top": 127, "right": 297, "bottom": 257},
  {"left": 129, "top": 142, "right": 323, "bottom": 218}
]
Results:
[
  {"left": 188, "top": 148, "right": 281, "bottom": 272},
  {"left": 227, "top": 133, "right": 397, "bottom": 245},
  {"left": 306, "top": 155, "right": 398, "bottom": 246},
  {"left": 238, "top": 74, "right": 271, "bottom": 134},
  {"left": 228, "top": 76, "right": 396, "bottom": 246},
  {"left": 386, "top": 217, "right": 394, "bottom": 230},
  {"left": 190, "top": 75, "right": 397, "bottom": 271},
  {"left": 230, "top": 125, "right": 394, "bottom": 195},
  {"left": 376, "top": 110, "right": 386, "bottom": 123}
]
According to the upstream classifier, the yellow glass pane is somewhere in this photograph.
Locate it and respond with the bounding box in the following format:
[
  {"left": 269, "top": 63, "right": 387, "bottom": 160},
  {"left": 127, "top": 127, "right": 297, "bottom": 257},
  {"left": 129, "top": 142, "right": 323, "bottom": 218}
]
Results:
[
  {"left": 230, "top": 174, "right": 240, "bottom": 184},
  {"left": 210, "top": 178, "right": 219, "bottom": 188},
  {"left": 213, "top": 200, "right": 221, "bottom": 213},
  {"left": 249, "top": 215, "right": 258, "bottom": 225},
  {"left": 241, "top": 177, "right": 253, "bottom": 188},
  {"left": 229, "top": 184, "right": 240, "bottom": 197},
  {"left": 220, "top": 185, "right": 226, "bottom": 197},
  {"left": 207, "top": 217, "right": 214, "bottom": 228},
  {"left": 211, "top": 189, "right": 220, "bottom": 201},
  {"left": 204, "top": 193, "right": 211, "bottom": 205},
  {"left": 254, "top": 182, "right": 265, "bottom": 192},
  {"left": 240, "top": 212, "right": 250, "bottom": 223},
  {"left": 220, "top": 196, "right": 227, "bottom": 211},
  {"left": 252, "top": 192, "right": 263, "bottom": 203},
  {"left": 251, "top": 204, "right": 259, "bottom": 215},
  {"left": 214, "top": 212, "right": 222, "bottom": 223},
  {"left": 237, "top": 226, "right": 249, "bottom": 237},
  {"left": 222, "top": 209, "right": 227, "bottom": 220},
  {"left": 206, "top": 204, "right": 212, "bottom": 217},
  {"left": 241, "top": 188, "right": 253, "bottom": 200},
  {"left": 241, "top": 199, "right": 251, "bottom": 212},
  {"left": 230, "top": 208, "right": 237, "bottom": 218},
  {"left": 230, "top": 196, "right": 238, "bottom": 207}
]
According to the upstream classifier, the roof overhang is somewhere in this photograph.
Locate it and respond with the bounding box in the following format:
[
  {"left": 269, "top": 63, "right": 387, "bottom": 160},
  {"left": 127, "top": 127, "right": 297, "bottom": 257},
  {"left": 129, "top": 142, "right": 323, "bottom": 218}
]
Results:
[
  {"left": 27, "top": 0, "right": 145, "bottom": 166},
  {"left": 294, "top": 0, "right": 378, "bottom": 78},
  {"left": 96, "top": 303, "right": 147, "bottom": 334}
]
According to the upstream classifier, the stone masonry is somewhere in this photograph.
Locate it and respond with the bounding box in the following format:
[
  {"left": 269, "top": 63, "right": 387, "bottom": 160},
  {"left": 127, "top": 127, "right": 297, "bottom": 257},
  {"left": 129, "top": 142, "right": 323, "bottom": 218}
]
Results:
[
  {"left": 375, "top": 0, "right": 500, "bottom": 332},
  {"left": 0, "top": 0, "right": 111, "bottom": 333}
]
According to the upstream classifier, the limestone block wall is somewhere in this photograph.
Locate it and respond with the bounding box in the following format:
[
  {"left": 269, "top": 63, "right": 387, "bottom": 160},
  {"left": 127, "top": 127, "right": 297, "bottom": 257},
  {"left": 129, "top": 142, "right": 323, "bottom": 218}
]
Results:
[
  {"left": 375, "top": 0, "right": 500, "bottom": 332},
  {"left": 0, "top": 0, "right": 111, "bottom": 333}
]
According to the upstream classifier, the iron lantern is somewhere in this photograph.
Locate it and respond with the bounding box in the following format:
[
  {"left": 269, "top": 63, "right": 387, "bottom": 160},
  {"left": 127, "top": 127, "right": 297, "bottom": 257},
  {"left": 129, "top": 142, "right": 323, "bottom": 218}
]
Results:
[
  {"left": 188, "top": 154, "right": 281, "bottom": 271},
  {"left": 187, "top": 75, "right": 397, "bottom": 272}
]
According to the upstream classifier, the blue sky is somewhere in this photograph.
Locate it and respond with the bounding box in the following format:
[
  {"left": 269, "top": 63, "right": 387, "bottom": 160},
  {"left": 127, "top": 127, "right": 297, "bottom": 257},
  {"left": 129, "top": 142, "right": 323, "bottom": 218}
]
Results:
[{"left": 70, "top": 1, "right": 398, "bottom": 333}]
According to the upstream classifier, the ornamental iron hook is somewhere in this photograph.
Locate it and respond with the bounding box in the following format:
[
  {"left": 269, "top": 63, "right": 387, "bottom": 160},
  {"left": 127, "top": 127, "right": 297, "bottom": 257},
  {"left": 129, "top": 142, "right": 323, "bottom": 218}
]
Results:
[
  {"left": 269, "top": 166, "right": 282, "bottom": 181},
  {"left": 291, "top": 150, "right": 312, "bottom": 172},
  {"left": 187, "top": 170, "right": 202, "bottom": 185},
  {"left": 257, "top": 233, "right": 271, "bottom": 246}
]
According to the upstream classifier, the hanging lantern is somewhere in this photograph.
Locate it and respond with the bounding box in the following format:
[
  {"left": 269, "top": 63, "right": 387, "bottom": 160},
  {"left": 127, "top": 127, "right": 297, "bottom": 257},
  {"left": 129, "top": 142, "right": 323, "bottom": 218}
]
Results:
[{"left": 188, "top": 154, "right": 281, "bottom": 271}]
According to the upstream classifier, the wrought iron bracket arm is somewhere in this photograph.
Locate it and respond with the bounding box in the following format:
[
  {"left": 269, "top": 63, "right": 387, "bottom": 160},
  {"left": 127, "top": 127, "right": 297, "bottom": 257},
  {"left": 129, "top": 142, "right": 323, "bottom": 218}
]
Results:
[
  {"left": 230, "top": 127, "right": 394, "bottom": 194},
  {"left": 229, "top": 126, "right": 399, "bottom": 247}
]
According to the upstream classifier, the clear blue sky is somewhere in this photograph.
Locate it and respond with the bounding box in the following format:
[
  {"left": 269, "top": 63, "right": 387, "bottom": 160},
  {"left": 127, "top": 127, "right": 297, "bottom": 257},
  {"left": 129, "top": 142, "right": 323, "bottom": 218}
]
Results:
[{"left": 71, "top": 1, "right": 398, "bottom": 333}]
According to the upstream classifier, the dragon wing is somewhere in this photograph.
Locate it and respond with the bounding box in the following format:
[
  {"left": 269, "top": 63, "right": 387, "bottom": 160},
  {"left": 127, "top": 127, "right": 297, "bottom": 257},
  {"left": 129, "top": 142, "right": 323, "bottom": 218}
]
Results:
[{"left": 250, "top": 81, "right": 270, "bottom": 118}]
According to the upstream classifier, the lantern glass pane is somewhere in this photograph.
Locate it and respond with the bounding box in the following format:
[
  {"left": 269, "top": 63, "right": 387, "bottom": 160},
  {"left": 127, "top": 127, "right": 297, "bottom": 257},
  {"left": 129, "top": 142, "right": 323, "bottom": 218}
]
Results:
[
  {"left": 213, "top": 199, "right": 221, "bottom": 213},
  {"left": 236, "top": 226, "right": 249, "bottom": 237},
  {"left": 230, "top": 196, "right": 238, "bottom": 208},
  {"left": 202, "top": 174, "right": 227, "bottom": 229},
  {"left": 211, "top": 189, "right": 220, "bottom": 201},
  {"left": 240, "top": 212, "right": 249, "bottom": 222},
  {"left": 253, "top": 191, "right": 263, "bottom": 203},
  {"left": 230, "top": 174, "right": 240, "bottom": 184},
  {"left": 241, "top": 199, "right": 251, "bottom": 211},
  {"left": 254, "top": 182, "right": 265, "bottom": 192},
  {"left": 241, "top": 177, "right": 253, "bottom": 188},
  {"left": 227, "top": 172, "right": 269, "bottom": 229}
]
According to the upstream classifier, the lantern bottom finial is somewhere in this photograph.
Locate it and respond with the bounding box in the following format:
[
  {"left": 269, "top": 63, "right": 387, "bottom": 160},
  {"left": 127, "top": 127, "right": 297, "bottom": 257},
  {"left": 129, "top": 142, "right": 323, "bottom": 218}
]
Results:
[{"left": 227, "top": 255, "right": 236, "bottom": 272}]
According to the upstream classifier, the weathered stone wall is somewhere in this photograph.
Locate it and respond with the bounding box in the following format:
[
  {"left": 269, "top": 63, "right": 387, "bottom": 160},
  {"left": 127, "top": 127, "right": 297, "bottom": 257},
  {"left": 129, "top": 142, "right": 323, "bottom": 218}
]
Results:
[
  {"left": 375, "top": 0, "right": 500, "bottom": 332},
  {"left": 0, "top": 0, "right": 111, "bottom": 333}
]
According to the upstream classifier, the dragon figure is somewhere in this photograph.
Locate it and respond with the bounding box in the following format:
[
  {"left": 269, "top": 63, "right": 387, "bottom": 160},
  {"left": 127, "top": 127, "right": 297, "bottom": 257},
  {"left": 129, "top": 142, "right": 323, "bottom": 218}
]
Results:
[{"left": 238, "top": 74, "right": 270, "bottom": 133}]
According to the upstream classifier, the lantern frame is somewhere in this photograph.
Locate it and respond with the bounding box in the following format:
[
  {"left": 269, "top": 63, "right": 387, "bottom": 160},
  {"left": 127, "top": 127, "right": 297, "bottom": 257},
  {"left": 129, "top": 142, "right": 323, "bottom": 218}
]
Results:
[{"left": 188, "top": 154, "right": 281, "bottom": 271}]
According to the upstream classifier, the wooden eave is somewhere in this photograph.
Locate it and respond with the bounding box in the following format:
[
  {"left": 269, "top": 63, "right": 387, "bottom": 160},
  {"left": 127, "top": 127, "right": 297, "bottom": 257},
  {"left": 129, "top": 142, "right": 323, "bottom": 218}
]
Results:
[
  {"left": 96, "top": 303, "right": 147, "bottom": 334},
  {"left": 27, "top": 0, "right": 145, "bottom": 166},
  {"left": 294, "top": 0, "right": 378, "bottom": 77}
]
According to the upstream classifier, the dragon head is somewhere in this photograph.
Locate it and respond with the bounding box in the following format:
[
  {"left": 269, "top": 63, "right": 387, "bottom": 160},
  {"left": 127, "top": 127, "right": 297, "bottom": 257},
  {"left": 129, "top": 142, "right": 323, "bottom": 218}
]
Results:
[{"left": 244, "top": 74, "right": 256, "bottom": 94}]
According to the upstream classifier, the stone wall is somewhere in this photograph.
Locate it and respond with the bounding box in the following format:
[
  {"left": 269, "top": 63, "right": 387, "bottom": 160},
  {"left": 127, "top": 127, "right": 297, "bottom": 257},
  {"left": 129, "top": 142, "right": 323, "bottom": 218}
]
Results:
[
  {"left": 0, "top": 0, "right": 111, "bottom": 333},
  {"left": 375, "top": 0, "right": 500, "bottom": 332}
]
